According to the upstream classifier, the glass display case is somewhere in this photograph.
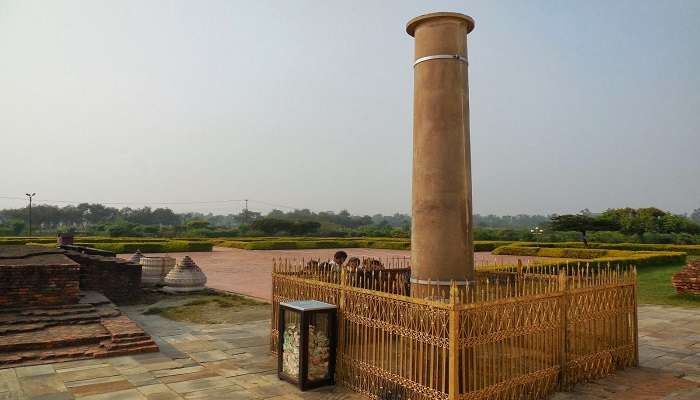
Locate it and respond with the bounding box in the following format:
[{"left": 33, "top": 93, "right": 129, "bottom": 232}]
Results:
[{"left": 278, "top": 300, "right": 337, "bottom": 390}]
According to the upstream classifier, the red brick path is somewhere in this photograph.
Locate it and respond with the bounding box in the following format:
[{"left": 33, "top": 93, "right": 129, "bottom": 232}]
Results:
[{"left": 123, "top": 247, "right": 557, "bottom": 301}]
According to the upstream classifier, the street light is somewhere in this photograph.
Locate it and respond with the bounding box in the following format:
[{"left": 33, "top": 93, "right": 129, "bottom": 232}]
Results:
[{"left": 25, "top": 193, "right": 36, "bottom": 236}]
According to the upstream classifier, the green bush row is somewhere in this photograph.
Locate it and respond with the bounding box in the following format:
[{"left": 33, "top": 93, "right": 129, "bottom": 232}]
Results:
[
  {"left": 589, "top": 252, "right": 687, "bottom": 268},
  {"left": 79, "top": 240, "right": 213, "bottom": 253},
  {"left": 492, "top": 246, "right": 608, "bottom": 259},
  {"left": 216, "top": 239, "right": 411, "bottom": 251},
  {"left": 13, "top": 240, "right": 212, "bottom": 253},
  {"left": 507, "top": 241, "right": 700, "bottom": 256},
  {"left": 533, "top": 252, "right": 687, "bottom": 269},
  {"left": 213, "top": 236, "right": 410, "bottom": 244},
  {"left": 0, "top": 236, "right": 205, "bottom": 245},
  {"left": 492, "top": 245, "right": 687, "bottom": 268},
  {"left": 0, "top": 237, "right": 56, "bottom": 245},
  {"left": 215, "top": 238, "right": 509, "bottom": 251},
  {"left": 591, "top": 243, "right": 700, "bottom": 255}
]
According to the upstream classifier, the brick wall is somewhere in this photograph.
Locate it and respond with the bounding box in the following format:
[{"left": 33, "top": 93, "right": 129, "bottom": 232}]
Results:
[
  {"left": 0, "top": 264, "right": 80, "bottom": 308},
  {"left": 64, "top": 251, "right": 142, "bottom": 302},
  {"left": 672, "top": 259, "right": 700, "bottom": 296}
]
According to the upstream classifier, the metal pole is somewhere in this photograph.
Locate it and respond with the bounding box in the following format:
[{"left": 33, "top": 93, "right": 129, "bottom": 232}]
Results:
[{"left": 25, "top": 192, "right": 36, "bottom": 236}]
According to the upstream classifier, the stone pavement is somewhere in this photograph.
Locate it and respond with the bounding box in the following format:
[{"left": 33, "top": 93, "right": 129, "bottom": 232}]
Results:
[
  {"left": 637, "top": 305, "right": 700, "bottom": 381},
  {"left": 1, "top": 304, "right": 699, "bottom": 399},
  {"left": 0, "top": 303, "right": 362, "bottom": 400},
  {"left": 554, "top": 304, "right": 700, "bottom": 399}
]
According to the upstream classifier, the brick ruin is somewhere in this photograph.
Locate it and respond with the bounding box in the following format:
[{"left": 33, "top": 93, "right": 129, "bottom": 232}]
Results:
[
  {"left": 63, "top": 248, "right": 142, "bottom": 303},
  {"left": 0, "top": 245, "right": 157, "bottom": 367},
  {"left": 0, "top": 246, "right": 80, "bottom": 308},
  {"left": 672, "top": 259, "right": 700, "bottom": 296}
]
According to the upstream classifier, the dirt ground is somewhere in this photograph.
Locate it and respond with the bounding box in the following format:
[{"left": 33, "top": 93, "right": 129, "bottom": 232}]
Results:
[{"left": 120, "top": 247, "right": 557, "bottom": 301}]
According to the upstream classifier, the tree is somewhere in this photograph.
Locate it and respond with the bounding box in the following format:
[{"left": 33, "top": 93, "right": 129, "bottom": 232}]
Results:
[
  {"left": 691, "top": 208, "right": 700, "bottom": 225},
  {"left": 185, "top": 220, "right": 210, "bottom": 230},
  {"left": 250, "top": 218, "right": 293, "bottom": 235},
  {"left": 601, "top": 207, "right": 699, "bottom": 241},
  {"left": 549, "top": 214, "right": 619, "bottom": 247}
]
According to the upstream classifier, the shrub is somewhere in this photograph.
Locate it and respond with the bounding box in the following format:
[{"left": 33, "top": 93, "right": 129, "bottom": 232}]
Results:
[
  {"left": 590, "top": 243, "right": 700, "bottom": 256},
  {"left": 215, "top": 238, "right": 501, "bottom": 252},
  {"left": 533, "top": 252, "right": 687, "bottom": 269},
  {"left": 245, "top": 241, "right": 300, "bottom": 250},
  {"left": 492, "top": 246, "right": 540, "bottom": 256},
  {"left": 0, "top": 237, "right": 56, "bottom": 245},
  {"left": 536, "top": 247, "right": 608, "bottom": 259},
  {"left": 492, "top": 245, "right": 687, "bottom": 268},
  {"left": 474, "top": 241, "right": 512, "bottom": 252},
  {"left": 75, "top": 240, "right": 213, "bottom": 253},
  {"left": 504, "top": 241, "right": 700, "bottom": 256}
]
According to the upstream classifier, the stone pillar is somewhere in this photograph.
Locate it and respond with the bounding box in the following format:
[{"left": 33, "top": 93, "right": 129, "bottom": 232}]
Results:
[{"left": 407, "top": 12, "right": 475, "bottom": 294}]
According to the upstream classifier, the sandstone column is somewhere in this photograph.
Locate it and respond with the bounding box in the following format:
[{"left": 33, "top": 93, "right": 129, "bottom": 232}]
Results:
[{"left": 407, "top": 12, "right": 475, "bottom": 294}]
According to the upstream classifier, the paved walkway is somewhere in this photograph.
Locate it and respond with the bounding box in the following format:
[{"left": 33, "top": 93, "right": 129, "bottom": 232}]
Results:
[
  {"left": 1, "top": 304, "right": 699, "bottom": 399},
  {"left": 554, "top": 304, "right": 700, "bottom": 399},
  {"left": 120, "top": 247, "right": 562, "bottom": 301},
  {"left": 0, "top": 305, "right": 362, "bottom": 400}
]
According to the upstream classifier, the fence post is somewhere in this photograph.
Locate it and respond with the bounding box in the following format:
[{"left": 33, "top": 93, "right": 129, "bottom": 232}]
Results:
[
  {"left": 448, "top": 282, "right": 459, "bottom": 400},
  {"left": 558, "top": 269, "right": 568, "bottom": 390},
  {"left": 336, "top": 265, "right": 346, "bottom": 384},
  {"left": 632, "top": 266, "right": 639, "bottom": 367}
]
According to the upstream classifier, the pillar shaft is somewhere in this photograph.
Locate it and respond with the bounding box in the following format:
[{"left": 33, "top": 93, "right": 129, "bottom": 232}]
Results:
[{"left": 407, "top": 13, "right": 475, "bottom": 290}]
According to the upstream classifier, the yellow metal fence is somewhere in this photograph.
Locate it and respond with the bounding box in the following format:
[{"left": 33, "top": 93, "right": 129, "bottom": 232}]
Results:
[{"left": 271, "top": 262, "right": 638, "bottom": 400}]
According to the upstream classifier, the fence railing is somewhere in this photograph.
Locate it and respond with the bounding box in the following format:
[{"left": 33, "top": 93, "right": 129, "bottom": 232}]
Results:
[{"left": 271, "top": 260, "right": 638, "bottom": 400}]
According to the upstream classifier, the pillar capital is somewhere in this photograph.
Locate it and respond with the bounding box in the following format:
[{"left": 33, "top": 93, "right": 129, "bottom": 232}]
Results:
[{"left": 406, "top": 12, "right": 475, "bottom": 37}]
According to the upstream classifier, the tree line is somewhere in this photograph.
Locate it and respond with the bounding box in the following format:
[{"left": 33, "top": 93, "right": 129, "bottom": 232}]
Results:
[
  {"left": 0, "top": 203, "right": 411, "bottom": 237},
  {"left": 1, "top": 203, "right": 699, "bottom": 244}
]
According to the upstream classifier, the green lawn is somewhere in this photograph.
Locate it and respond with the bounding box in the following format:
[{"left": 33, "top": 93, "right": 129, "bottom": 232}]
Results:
[{"left": 637, "top": 256, "right": 700, "bottom": 307}]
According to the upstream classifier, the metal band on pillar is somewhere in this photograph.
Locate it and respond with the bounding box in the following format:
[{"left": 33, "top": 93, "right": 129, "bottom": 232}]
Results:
[
  {"left": 413, "top": 54, "right": 468, "bottom": 67},
  {"left": 410, "top": 277, "right": 472, "bottom": 286}
]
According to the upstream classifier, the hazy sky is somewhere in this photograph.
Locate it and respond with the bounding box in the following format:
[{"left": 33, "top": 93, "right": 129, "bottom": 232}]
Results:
[{"left": 1, "top": 0, "right": 699, "bottom": 216}]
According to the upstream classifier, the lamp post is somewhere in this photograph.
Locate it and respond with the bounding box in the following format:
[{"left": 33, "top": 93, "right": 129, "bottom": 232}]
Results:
[
  {"left": 530, "top": 226, "right": 544, "bottom": 242},
  {"left": 25, "top": 192, "right": 36, "bottom": 236},
  {"left": 530, "top": 226, "right": 544, "bottom": 235}
]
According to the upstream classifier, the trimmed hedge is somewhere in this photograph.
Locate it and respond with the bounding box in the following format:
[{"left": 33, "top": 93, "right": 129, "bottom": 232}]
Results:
[
  {"left": 492, "top": 245, "right": 687, "bottom": 268},
  {"left": 0, "top": 237, "right": 56, "bottom": 245},
  {"left": 80, "top": 241, "right": 213, "bottom": 253},
  {"left": 0, "top": 236, "right": 205, "bottom": 245},
  {"left": 591, "top": 243, "right": 700, "bottom": 256},
  {"left": 0, "top": 237, "right": 213, "bottom": 253},
  {"left": 493, "top": 246, "right": 608, "bottom": 259},
  {"left": 588, "top": 252, "right": 687, "bottom": 268},
  {"left": 216, "top": 239, "right": 411, "bottom": 251},
  {"left": 474, "top": 241, "right": 512, "bottom": 252},
  {"left": 532, "top": 252, "right": 687, "bottom": 269},
  {"left": 215, "top": 238, "right": 507, "bottom": 251},
  {"left": 508, "top": 241, "right": 700, "bottom": 256}
]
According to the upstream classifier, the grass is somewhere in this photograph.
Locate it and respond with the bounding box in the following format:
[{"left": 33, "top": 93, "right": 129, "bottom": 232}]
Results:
[
  {"left": 143, "top": 294, "right": 267, "bottom": 324},
  {"left": 637, "top": 256, "right": 700, "bottom": 307}
]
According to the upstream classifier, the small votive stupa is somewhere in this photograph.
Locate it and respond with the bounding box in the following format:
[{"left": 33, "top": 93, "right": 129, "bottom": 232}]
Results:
[{"left": 162, "top": 256, "right": 207, "bottom": 293}]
